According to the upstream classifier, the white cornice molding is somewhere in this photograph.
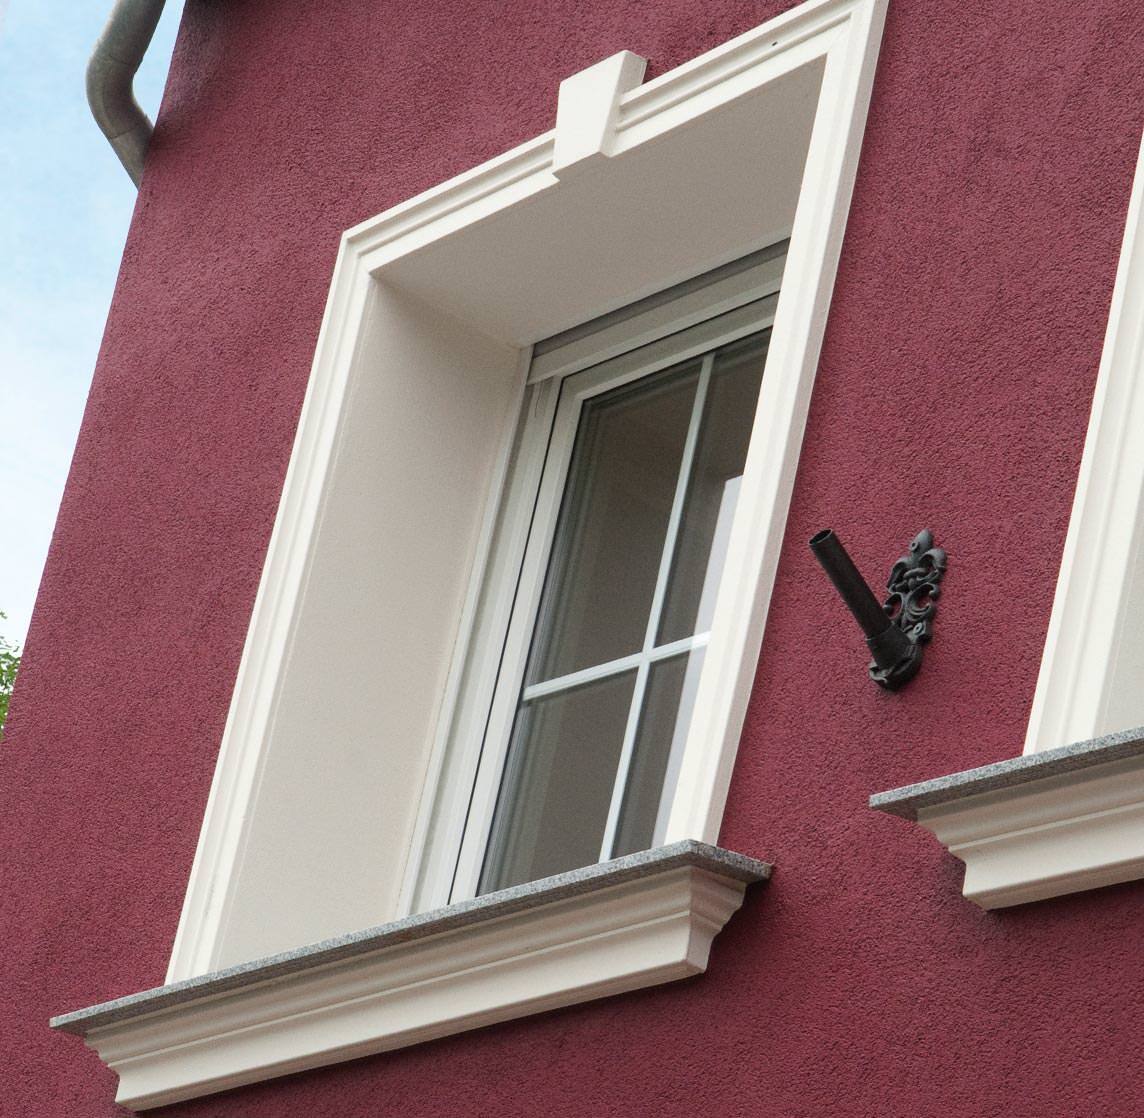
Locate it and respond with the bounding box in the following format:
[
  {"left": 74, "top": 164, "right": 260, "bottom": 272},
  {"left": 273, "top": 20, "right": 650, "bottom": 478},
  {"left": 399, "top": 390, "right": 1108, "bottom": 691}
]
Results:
[
  {"left": 54, "top": 844, "right": 769, "bottom": 1111},
  {"left": 615, "top": 0, "right": 854, "bottom": 138},
  {"left": 1024, "top": 128, "right": 1144, "bottom": 753},
  {"left": 871, "top": 727, "right": 1144, "bottom": 908},
  {"left": 344, "top": 0, "right": 877, "bottom": 273}
]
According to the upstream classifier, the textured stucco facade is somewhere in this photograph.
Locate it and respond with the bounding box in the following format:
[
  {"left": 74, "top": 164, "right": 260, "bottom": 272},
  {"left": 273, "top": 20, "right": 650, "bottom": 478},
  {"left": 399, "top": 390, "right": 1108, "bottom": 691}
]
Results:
[{"left": 4, "top": 0, "right": 1144, "bottom": 1113}]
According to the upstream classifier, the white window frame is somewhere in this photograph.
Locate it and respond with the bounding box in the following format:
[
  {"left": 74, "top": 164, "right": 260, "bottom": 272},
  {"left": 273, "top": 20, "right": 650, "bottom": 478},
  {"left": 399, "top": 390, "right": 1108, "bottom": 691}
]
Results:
[
  {"left": 407, "top": 254, "right": 789, "bottom": 914},
  {"left": 164, "top": 0, "right": 887, "bottom": 987},
  {"left": 444, "top": 288, "right": 782, "bottom": 906}
]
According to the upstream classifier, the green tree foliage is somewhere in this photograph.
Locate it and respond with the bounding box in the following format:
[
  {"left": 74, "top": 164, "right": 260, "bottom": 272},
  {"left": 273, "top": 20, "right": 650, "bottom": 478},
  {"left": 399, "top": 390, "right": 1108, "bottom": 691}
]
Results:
[{"left": 0, "top": 613, "right": 20, "bottom": 742}]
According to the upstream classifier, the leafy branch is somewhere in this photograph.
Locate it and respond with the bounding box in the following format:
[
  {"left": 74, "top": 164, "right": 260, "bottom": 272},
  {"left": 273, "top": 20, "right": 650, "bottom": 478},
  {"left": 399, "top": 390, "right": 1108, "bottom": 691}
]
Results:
[{"left": 0, "top": 613, "right": 21, "bottom": 742}]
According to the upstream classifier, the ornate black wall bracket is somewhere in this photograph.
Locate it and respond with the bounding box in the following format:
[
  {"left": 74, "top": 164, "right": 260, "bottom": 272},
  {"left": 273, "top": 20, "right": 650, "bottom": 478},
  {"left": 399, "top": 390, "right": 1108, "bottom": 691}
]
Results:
[{"left": 808, "top": 528, "right": 947, "bottom": 691}]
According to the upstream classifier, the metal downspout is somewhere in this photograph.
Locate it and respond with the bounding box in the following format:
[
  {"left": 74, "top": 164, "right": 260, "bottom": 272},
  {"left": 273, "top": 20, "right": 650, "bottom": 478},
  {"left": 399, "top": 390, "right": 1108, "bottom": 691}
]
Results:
[{"left": 87, "top": 0, "right": 167, "bottom": 187}]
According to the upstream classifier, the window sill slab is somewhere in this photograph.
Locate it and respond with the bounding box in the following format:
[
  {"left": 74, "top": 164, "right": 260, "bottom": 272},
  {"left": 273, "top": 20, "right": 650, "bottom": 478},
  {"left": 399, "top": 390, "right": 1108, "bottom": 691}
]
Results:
[
  {"left": 51, "top": 841, "right": 769, "bottom": 1110},
  {"left": 870, "top": 725, "right": 1144, "bottom": 909}
]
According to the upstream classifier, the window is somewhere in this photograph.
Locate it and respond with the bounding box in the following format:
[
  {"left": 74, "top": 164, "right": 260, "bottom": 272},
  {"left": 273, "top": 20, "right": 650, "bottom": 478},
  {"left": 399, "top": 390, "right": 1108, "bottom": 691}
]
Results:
[
  {"left": 53, "top": 1, "right": 888, "bottom": 1106},
  {"left": 447, "top": 264, "right": 781, "bottom": 902},
  {"left": 160, "top": 0, "right": 888, "bottom": 976}
]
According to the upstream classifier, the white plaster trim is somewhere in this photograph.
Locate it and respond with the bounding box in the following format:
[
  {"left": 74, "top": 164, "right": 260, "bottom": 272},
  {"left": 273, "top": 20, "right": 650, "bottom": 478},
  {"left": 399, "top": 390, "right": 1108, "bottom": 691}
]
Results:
[
  {"left": 1024, "top": 129, "right": 1144, "bottom": 753},
  {"left": 60, "top": 855, "right": 761, "bottom": 1110},
  {"left": 916, "top": 752, "right": 1144, "bottom": 908},
  {"left": 163, "top": 258, "right": 376, "bottom": 982},
  {"left": 663, "top": 0, "right": 886, "bottom": 844},
  {"left": 167, "top": 0, "right": 886, "bottom": 980}
]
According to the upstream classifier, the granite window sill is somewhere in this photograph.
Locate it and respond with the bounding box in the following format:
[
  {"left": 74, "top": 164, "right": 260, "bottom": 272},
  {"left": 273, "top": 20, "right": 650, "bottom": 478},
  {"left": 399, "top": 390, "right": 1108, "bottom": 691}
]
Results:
[
  {"left": 52, "top": 841, "right": 769, "bottom": 1110},
  {"left": 870, "top": 725, "right": 1144, "bottom": 908}
]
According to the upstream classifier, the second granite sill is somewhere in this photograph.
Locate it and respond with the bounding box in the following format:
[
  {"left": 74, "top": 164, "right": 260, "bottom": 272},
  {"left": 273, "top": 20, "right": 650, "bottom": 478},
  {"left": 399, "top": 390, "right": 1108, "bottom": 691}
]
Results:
[{"left": 869, "top": 726, "right": 1144, "bottom": 909}]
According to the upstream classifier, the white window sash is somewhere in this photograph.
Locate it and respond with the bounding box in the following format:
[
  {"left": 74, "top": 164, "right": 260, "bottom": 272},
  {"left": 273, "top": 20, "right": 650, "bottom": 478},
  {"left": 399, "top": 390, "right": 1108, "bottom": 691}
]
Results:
[{"left": 445, "top": 295, "right": 778, "bottom": 903}]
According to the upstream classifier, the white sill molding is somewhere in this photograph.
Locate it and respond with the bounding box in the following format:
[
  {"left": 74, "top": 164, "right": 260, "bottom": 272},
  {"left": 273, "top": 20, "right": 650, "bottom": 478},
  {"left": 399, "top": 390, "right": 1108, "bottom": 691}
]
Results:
[
  {"left": 870, "top": 726, "right": 1144, "bottom": 908},
  {"left": 52, "top": 843, "right": 769, "bottom": 1110}
]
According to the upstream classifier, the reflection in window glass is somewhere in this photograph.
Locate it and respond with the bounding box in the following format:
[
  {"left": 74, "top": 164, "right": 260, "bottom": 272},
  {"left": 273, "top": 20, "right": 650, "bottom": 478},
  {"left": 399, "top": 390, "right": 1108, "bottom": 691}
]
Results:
[
  {"left": 612, "top": 648, "right": 706, "bottom": 858},
  {"left": 528, "top": 363, "right": 700, "bottom": 683},
  {"left": 658, "top": 333, "right": 768, "bottom": 644},
  {"left": 479, "top": 671, "right": 637, "bottom": 894}
]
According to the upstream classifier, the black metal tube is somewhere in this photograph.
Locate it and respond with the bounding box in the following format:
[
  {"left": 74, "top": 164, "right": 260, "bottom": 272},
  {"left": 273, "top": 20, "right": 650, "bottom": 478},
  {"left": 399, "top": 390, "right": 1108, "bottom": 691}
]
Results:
[{"left": 808, "top": 529, "right": 890, "bottom": 639}]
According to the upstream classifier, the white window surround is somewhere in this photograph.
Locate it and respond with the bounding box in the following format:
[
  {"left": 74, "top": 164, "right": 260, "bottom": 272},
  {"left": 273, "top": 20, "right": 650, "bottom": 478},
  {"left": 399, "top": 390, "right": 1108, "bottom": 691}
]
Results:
[
  {"left": 52, "top": 0, "right": 889, "bottom": 1107},
  {"left": 161, "top": 0, "right": 886, "bottom": 982},
  {"left": 871, "top": 129, "right": 1144, "bottom": 910}
]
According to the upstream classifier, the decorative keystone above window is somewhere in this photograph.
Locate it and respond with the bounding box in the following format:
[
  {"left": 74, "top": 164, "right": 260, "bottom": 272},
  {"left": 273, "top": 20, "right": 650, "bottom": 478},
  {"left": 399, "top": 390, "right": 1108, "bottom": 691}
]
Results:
[
  {"left": 52, "top": 844, "right": 769, "bottom": 1110},
  {"left": 870, "top": 727, "right": 1144, "bottom": 908}
]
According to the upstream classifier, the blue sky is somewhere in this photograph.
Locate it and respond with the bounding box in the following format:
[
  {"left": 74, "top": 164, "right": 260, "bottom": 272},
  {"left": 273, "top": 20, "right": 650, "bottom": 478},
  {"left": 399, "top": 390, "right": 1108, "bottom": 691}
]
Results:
[{"left": 0, "top": 0, "right": 184, "bottom": 646}]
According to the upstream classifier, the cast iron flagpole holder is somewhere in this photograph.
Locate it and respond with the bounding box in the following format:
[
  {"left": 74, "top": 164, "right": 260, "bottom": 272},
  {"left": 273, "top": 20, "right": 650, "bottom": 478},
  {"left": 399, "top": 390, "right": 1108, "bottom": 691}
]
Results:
[{"left": 808, "top": 528, "right": 947, "bottom": 690}]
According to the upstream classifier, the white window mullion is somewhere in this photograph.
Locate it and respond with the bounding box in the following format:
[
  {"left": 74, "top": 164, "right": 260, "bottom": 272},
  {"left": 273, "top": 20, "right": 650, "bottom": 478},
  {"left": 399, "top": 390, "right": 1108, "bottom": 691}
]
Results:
[
  {"left": 522, "top": 633, "right": 710, "bottom": 704},
  {"left": 642, "top": 354, "right": 714, "bottom": 656},
  {"left": 520, "top": 649, "right": 645, "bottom": 702},
  {"left": 598, "top": 355, "right": 713, "bottom": 861},
  {"left": 648, "top": 631, "right": 710, "bottom": 662}
]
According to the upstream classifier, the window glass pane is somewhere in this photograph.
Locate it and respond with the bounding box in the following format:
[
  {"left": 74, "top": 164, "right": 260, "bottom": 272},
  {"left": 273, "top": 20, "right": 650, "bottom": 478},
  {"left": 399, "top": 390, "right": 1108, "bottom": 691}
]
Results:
[
  {"left": 479, "top": 671, "right": 637, "bottom": 894},
  {"left": 657, "top": 333, "right": 769, "bottom": 645},
  {"left": 612, "top": 649, "right": 706, "bottom": 858},
  {"left": 527, "top": 362, "right": 700, "bottom": 684}
]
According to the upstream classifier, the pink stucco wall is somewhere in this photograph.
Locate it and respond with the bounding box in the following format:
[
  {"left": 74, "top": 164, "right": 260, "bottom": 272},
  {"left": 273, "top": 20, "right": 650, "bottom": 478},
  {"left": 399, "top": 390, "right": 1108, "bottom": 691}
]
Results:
[{"left": 4, "top": 0, "right": 1144, "bottom": 1113}]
